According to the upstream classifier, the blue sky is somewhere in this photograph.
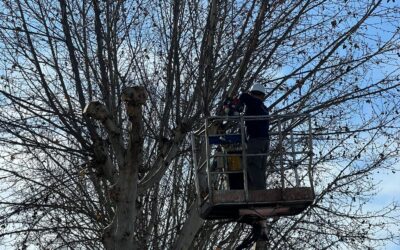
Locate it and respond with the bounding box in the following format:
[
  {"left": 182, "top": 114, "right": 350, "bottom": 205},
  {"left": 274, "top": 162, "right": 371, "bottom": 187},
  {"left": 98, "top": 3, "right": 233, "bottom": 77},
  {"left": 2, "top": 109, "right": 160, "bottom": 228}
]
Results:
[{"left": 368, "top": 168, "right": 400, "bottom": 249}]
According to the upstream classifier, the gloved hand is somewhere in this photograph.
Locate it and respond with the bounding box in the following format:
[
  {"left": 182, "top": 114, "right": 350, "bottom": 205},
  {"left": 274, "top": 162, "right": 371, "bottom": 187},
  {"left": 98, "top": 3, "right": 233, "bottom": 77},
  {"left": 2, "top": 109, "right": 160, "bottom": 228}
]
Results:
[{"left": 223, "top": 97, "right": 243, "bottom": 116}]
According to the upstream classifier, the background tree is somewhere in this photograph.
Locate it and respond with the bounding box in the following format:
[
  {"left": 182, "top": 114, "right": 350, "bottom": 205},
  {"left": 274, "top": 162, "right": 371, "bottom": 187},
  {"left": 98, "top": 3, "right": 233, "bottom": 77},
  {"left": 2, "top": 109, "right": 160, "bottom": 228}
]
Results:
[{"left": 0, "top": 0, "right": 399, "bottom": 249}]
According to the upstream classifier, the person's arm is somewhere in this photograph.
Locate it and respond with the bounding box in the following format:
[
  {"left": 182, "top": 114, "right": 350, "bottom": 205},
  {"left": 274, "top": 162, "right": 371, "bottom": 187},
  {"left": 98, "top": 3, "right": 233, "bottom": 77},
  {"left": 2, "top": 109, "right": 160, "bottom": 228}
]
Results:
[
  {"left": 239, "top": 92, "right": 252, "bottom": 104},
  {"left": 239, "top": 92, "right": 261, "bottom": 107}
]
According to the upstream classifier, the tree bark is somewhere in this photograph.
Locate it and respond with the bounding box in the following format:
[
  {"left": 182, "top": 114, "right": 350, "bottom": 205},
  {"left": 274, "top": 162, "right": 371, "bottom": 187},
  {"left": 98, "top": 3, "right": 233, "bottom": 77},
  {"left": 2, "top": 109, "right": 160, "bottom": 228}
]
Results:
[
  {"left": 172, "top": 203, "right": 204, "bottom": 250},
  {"left": 84, "top": 87, "right": 147, "bottom": 249}
]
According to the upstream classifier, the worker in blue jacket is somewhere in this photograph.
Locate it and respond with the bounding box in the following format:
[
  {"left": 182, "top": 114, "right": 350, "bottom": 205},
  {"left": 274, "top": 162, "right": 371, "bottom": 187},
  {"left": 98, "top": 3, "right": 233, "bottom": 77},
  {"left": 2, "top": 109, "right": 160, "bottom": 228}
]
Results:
[{"left": 239, "top": 83, "right": 269, "bottom": 190}]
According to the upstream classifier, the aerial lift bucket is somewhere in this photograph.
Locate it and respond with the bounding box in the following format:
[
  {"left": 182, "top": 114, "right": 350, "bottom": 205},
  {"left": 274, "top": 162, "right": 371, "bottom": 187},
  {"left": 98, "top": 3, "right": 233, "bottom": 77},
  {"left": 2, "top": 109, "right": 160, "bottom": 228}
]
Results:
[{"left": 191, "top": 114, "right": 315, "bottom": 221}]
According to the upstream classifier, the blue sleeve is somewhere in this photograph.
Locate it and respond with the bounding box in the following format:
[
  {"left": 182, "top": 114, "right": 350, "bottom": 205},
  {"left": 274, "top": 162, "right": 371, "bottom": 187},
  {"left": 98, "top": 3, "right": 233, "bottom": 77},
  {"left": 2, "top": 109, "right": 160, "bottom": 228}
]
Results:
[
  {"left": 239, "top": 93, "right": 259, "bottom": 108},
  {"left": 239, "top": 93, "right": 253, "bottom": 105}
]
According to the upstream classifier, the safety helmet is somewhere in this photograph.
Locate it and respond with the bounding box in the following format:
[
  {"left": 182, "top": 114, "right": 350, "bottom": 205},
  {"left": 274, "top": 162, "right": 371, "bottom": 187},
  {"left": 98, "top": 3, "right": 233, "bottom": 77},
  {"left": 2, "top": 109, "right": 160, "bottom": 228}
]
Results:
[{"left": 250, "top": 83, "right": 266, "bottom": 95}]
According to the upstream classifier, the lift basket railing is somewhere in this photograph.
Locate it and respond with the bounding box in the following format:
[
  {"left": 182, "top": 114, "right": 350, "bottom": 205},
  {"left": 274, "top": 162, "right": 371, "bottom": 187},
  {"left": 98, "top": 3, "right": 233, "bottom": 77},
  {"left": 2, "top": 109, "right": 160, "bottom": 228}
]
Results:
[{"left": 191, "top": 113, "right": 314, "bottom": 205}]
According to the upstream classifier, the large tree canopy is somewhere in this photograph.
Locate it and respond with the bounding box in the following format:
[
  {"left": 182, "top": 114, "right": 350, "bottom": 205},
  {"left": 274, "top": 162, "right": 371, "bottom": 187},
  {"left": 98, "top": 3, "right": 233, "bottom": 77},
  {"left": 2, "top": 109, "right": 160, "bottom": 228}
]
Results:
[{"left": 0, "top": 0, "right": 399, "bottom": 249}]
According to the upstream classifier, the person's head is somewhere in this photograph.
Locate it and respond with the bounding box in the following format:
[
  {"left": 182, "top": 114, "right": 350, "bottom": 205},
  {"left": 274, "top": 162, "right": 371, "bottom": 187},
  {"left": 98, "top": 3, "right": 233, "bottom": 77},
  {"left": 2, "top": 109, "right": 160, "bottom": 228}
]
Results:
[{"left": 249, "top": 83, "right": 266, "bottom": 100}]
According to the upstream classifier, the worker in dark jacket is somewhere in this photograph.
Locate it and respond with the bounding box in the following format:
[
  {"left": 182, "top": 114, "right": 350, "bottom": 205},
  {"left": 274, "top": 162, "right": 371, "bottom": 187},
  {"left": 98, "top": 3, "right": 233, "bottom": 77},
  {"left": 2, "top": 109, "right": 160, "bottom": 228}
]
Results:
[{"left": 239, "top": 83, "right": 269, "bottom": 190}]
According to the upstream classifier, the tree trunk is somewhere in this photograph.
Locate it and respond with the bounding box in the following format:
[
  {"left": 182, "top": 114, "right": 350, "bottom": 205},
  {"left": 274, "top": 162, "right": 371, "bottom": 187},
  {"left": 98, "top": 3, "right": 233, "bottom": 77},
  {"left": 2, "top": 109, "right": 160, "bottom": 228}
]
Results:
[
  {"left": 172, "top": 203, "right": 204, "bottom": 250},
  {"left": 255, "top": 240, "right": 267, "bottom": 250},
  {"left": 85, "top": 87, "right": 147, "bottom": 249}
]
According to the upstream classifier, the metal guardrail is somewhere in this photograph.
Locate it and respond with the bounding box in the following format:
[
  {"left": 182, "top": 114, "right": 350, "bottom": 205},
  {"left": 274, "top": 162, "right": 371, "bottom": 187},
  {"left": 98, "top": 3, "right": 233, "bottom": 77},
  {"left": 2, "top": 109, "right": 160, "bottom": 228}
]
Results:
[{"left": 191, "top": 114, "right": 314, "bottom": 206}]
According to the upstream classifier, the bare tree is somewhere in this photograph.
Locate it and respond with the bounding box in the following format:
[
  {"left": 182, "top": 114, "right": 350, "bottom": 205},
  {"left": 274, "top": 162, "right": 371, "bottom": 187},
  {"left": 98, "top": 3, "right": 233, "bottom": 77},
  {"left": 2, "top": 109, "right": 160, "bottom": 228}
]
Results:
[{"left": 0, "top": 0, "right": 399, "bottom": 249}]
